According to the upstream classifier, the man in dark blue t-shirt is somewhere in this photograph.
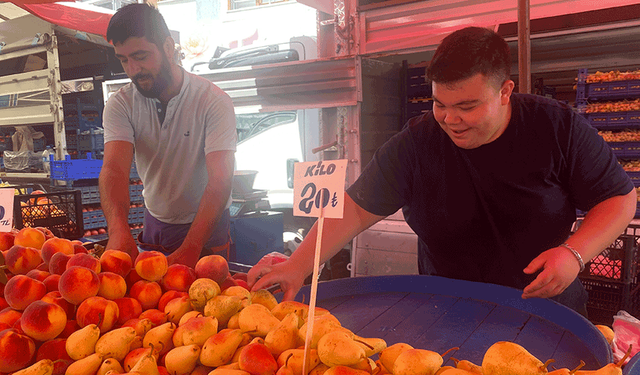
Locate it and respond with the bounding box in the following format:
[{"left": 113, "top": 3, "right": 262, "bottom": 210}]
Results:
[{"left": 248, "top": 26, "right": 636, "bottom": 314}]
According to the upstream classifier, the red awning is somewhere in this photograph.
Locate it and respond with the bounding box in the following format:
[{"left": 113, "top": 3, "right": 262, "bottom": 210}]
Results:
[{"left": 11, "top": 1, "right": 113, "bottom": 39}]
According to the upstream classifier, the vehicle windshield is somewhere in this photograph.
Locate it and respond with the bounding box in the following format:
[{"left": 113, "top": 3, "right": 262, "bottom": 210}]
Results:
[{"left": 236, "top": 111, "right": 297, "bottom": 143}]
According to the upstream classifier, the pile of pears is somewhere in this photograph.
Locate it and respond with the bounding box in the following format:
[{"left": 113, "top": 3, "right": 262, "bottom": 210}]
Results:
[{"left": 16, "top": 274, "right": 631, "bottom": 375}]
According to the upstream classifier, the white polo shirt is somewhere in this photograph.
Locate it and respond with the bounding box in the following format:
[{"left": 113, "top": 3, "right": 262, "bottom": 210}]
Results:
[{"left": 103, "top": 69, "right": 236, "bottom": 224}]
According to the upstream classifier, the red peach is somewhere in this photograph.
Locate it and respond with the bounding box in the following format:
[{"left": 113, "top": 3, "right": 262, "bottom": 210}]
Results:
[
  {"left": 158, "top": 290, "right": 188, "bottom": 312},
  {"left": 36, "top": 262, "right": 49, "bottom": 271},
  {"left": 66, "top": 253, "right": 101, "bottom": 274},
  {"left": 159, "top": 365, "right": 170, "bottom": 375},
  {"left": 72, "top": 240, "right": 88, "bottom": 254},
  {"left": 3, "top": 275, "right": 46, "bottom": 310},
  {"left": 232, "top": 272, "right": 248, "bottom": 282},
  {"left": 35, "top": 226, "right": 55, "bottom": 240},
  {"left": 25, "top": 269, "right": 50, "bottom": 282},
  {"left": 76, "top": 296, "right": 119, "bottom": 333},
  {"left": 126, "top": 267, "right": 143, "bottom": 291},
  {"left": 0, "top": 232, "right": 15, "bottom": 251},
  {"left": 121, "top": 318, "right": 154, "bottom": 337},
  {"left": 58, "top": 266, "right": 100, "bottom": 305},
  {"left": 36, "top": 338, "right": 73, "bottom": 375},
  {"left": 4, "top": 245, "right": 42, "bottom": 275},
  {"left": 138, "top": 308, "right": 168, "bottom": 327},
  {"left": 0, "top": 322, "right": 10, "bottom": 331},
  {"left": 40, "top": 237, "right": 75, "bottom": 265},
  {"left": 129, "top": 280, "right": 163, "bottom": 310},
  {"left": 57, "top": 320, "right": 80, "bottom": 339},
  {"left": 195, "top": 254, "right": 229, "bottom": 285},
  {"left": 114, "top": 297, "right": 143, "bottom": 326},
  {"left": 0, "top": 297, "right": 7, "bottom": 310},
  {"left": 100, "top": 249, "right": 133, "bottom": 277},
  {"left": 14, "top": 227, "right": 46, "bottom": 250},
  {"left": 0, "top": 328, "right": 36, "bottom": 373},
  {"left": 235, "top": 279, "right": 250, "bottom": 291},
  {"left": 160, "top": 264, "right": 196, "bottom": 293},
  {"left": 0, "top": 307, "right": 22, "bottom": 327},
  {"left": 43, "top": 274, "right": 61, "bottom": 292},
  {"left": 97, "top": 272, "right": 127, "bottom": 300},
  {"left": 134, "top": 251, "right": 168, "bottom": 282},
  {"left": 48, "top": 252, "right": 71, "bottom": 275},
  {"left": 219, "top": 276, "right": 239, "bottom": 292},
  {"left": 20, "top": 300, "right": 67, "bottom": 341},
  {"left": 41, "top": 291, "right": 75, "bottom": 318}
]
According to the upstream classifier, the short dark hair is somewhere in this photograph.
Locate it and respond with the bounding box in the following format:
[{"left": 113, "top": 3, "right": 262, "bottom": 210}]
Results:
[
  {"left": 106, "top": 3, "right": 170, "bottom": 49},
  {"left": 426, "top": 26, "right": 511, "bottom": 85}
]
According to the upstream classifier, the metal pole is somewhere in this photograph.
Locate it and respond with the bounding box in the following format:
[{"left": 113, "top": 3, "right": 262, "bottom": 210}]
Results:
[{"left": 518, "top": 0, "right": 531, "bottom": 94}]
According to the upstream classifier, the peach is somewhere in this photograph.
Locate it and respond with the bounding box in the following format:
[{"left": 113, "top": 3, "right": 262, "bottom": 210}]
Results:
[
  {"left": 0, "top": 307, "right": 22, "bottom": 327},
  {"left": 158, "top": 290, "right": 188, "bottom": 312},
  {"left": 134, "top": 251, "right": 168, "bottom": 282},
  {"left": 126, "top": 267, "right": 143, "bottom": 291},
  {"left": 26, "top": 269, "right": 50, "bottom": 282},
  {"left": 66, "top": 253, "right": 101, "bottom": 274},
  {"left": 0, "top": 328, "right": 36, "bottom": 373},
  {"left": 36, "top": 338, "right": 73, "bottom": 375},
  {"left": 195, "top": 254, "right": 229, "bottom": 285},
  {"left": 219, "top": 275, "right": 239, "bottom": 292},
  {"left": 129, "top": 280, "right": 162, "bottom": 310},
  {"left": 36, "top": 262, "right": 49, "bottom": 271},
  {"left": 57, "top": 320, "right": 79, "bottom": 339},
  {"left": 160, "top": 264, "right": 196, "bottom": 293},
  {"left": 58, "top": 266, "right": 100, "bottom": 305},
  {"left": 97, "top": 272, "right": 127, "bottom": 300},
  {"left": 21, "top": 300, "right": 67, "bottom": 341},
  {"left": 4, "top": 245, "right": 42, "bottom": 275},
  {"left": 40, "top": 237, "right": 75, "bottom": 265},
  {"left": 0, "top": 231, "right": 15, "bottom": 251},
  {"left": 235, "top": 279, "right": 250, "bottom": 291},
  {"left": 4, "top": 274, "right": 47, "bottom": 310},
  {"left": 43, "top": 274, "right": 61, "bottom": 292},
  {"left": 48, "top": 252, "right": 71, "bottom": 275},
  {"left": 41, "top": 291, "right": 75, "bottom": 318},
  {"left": 72, "top": 240, "right": 88, "bottom": 254},
  {"left": 35, "top": 226, "right": 55, "bottom": 240},
  {"left": 100, "top": 249, "right": 133, "bottom": 277},
  {"left": 138, "top": 308, "right": 168, "bottom": 327},
  {"left": 14, "top": 227, "right": 46, "bottom": 250},
  {"left": 0, "top": 297, "right": 7, "bottom": 310},
  {"left": 76, "top": 296, "right": 119, "bottom": 333},
  {"left": 114, "top": 297, "right": 143, "bottom": 326}
]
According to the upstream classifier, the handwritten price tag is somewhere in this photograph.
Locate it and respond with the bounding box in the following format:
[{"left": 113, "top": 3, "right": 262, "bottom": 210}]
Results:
[
  {"left": 0, "top": 189, "right": 15, "bottom": 232},
  {"left": 293, "top": 160, "right": 348, "bottom": 219}
]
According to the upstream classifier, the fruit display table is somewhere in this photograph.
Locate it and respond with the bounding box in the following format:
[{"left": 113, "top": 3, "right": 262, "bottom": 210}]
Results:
[{"left": 293, "top": 275, "right": 612, "bottom": 371}]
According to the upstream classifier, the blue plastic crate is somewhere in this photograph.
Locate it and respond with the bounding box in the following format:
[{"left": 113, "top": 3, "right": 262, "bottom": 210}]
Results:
[
  {"left": 66, "top": 133, "right": 78, "bottom": 150},
  {"left": 629, "top": 111, "right": 640, "bottom": 125},
  {"left": 588, "top": 113, "right": 608, "bottom": 127},
  {"left": 77, "top": 185, "right": 101, "bottom": 204},
  {"left": 129, "top": 184, "right": 144, "bottom": 202},
  {"left": 609, "top": 142, "right": 625, "bottom": 158},
  {"left": 627, "top": 171, "right": 640, "bottom": 187},
  {"left": 83, "top": 210, "right": 107, "bottom": 229},
  {"left": 50, "top": 153, "right": 103, "bottom": 182},
  {"left": 78, "top": 132, "right": 104, "bottom": 152},
  {"left": 128, "top": 206, "right": 145, "bottom": 224},
  {"left": 608, "top": 112, "right": 629, "bottom": 127},
  {"left": 625, "top": 142, "right": 640, "bottom": 158}
]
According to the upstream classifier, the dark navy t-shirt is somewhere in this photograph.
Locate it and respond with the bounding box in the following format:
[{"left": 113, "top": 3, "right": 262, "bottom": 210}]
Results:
[{"left": 347, "top": 93, "right": 633, "bottom": 290}]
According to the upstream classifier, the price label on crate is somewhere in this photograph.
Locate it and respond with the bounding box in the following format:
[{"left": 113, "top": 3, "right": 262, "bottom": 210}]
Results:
[
  {"left": 293, "top": 160, "right": 348, "bottom": 219},
  {"left": 0, "top": 188, "right": 14, "bottom": 232}
]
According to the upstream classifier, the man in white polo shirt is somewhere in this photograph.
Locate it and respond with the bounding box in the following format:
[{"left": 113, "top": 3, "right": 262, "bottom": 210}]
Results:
[{"left": 99, "top": 3, "right": 236, "bottom": 267}]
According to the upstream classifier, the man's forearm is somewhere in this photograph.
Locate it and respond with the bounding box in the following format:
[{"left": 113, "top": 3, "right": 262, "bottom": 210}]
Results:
[
  {"left": 99, "top": 167, "right": 133, "bottom": 236},
  {"left": 181, "top": 184, "right": 229, "bottom": 250}
]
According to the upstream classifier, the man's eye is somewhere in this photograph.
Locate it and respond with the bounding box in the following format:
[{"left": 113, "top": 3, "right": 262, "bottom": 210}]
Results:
[{"left": 459, "top": 106, "right": 475, "bottom": 111}]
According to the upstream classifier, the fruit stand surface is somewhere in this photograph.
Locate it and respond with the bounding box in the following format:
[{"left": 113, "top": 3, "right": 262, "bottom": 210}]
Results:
[{"left": 293, "top": 275, "right": 612, "bottom": 371}]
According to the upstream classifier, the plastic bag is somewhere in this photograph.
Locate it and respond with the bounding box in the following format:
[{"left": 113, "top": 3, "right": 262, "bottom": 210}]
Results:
[
  {"left": 3, "top": 150, "right": 43, "bottom": 171},
  {"left": 612, "top": 310, "right": 640, "bottom": 365}
]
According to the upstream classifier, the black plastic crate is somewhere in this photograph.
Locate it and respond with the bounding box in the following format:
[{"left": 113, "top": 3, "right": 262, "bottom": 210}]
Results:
[
  {"left": 581, "top": 277, "right": 637, "bottom": 326},
  {"left": 13, "top": 190, "right": 84, "bottom": 240},
  {"left": 78, "top": 132, "right": 104, "bottom": 152}
]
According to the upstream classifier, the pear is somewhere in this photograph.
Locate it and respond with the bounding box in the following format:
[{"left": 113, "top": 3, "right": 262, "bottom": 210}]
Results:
[
  {"left": 272, "top": 301, "right": 310, "bottom": 322},
  {"left": 374, "top": 359, "right": 391, "bottom": 375},
  {"left": 278, "top": 348, "right": 322, "bottom": 375},
  {"left": 65, "top": 352, "right": 104, "bottom": 375},
  {"left": 353, "top": 335, "right": 387, "bottom": 357},
  {"left": 97, "top": 358, "right": 125, "bottom": 375},
  {"left": 200, "top": 328, "right": 245, "bottom": 367},
  {"left": 223, "top": 285, "right": 252, "bottom": 307},
  {"left": 165, "top": 295, "right": 193, "bottom": 324},
  {"left": 209, "top": 370, "right": 252, "bottom": 375},
  {"left": 595, "top": 325, "right": 615, "bottom": 346},
  {"left": 251, "top": 289, "right": 279, "bottom": 310},
  {"left": 95, "top": 326, "right": 137, "bottom": 361},
  {"left": 219, "top": 362, "right": 242, "bottom": 370},
  {"left": 482, "top": 341, "right": 550, "bottom": 375},
  {"left": 434, "top": 366, "right": 457, "bottom": 375},
  {"left": 392, "top": 348, "right": 443, "bottom": 375},
  {"left": 350, "top": 358, "right": 373, "bottom": 373},
  {"left": 178, "top": 310, "right": 202, "bottom": 326},
  {"left": 164, "top": 344, "right": 201, "bottom": 375},
  {"left": 189, "top": 277, "right": 221, "bottom": 311},
  {"left": 265, "top": 312, "right": 300, "bottom": 357},
  {"left": 450, "top": 357, "right": 483, "bottom": 374},
  {"left": 548, "top": 360, "right": 585, "bottom": 374},
  {"left": 130, "top": 343, "right": 161, "bottom": 375},
  {"left": 129, "top": 335, "right": 143, "bottom": 351},
  {"left": 192, "top": 365, "right": 214, "bottom": 375},
  {"left": 238, "top": 303, "right": 281, "bottom": 337},
  {"left": 437, "top": 369, "right": 476, "bottom": 375},
  {"left": 238, "top": 339, "right": 279, "bottom": 375},
  {"left": 309, "top": 363, "right": 330, "bottom": 375},
  {"left": 574, "top": 346, "right": 632, "bottom": 375},
  {"left": 277, "top": 353, "right": 296, "bottom": 375},
  {"left": 173, "top": 315, "right": 218, "bottom": 347},
  {"left": 10, "top": 359, "right": 54, "bottom": 375},
  {"left": 143, "top": 321, "right": 176, "bottom": 356},
  {"left": 124, "top": 347, "right": 157, "bottom": 372},
  {"left": 379, "top": 342, "right": 414, "bottom": 371},
  {"left": 123, "top": 318, "right": 154, "bottom": 337},
  {"left": 204, "top": 294, "right": 245, "bottom": 327},
  {"left": 228, "top": 312, "right": 241, "bottom": 329},
  {"left": 66, "top": 323, "right": 101, "bottom": 360},
  {"left": 323, "top": 366, "right": 370, "bottom": 375},
  {"left": 298, "top": 314, "right": 343, "bottom": 349},
  {"left": 317, "top": 330, "right": 367, "bottom": 367}
]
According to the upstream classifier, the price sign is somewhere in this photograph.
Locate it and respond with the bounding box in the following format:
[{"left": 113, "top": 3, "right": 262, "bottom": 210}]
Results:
[
  {"left": 293, "top": 160, "right": 348, "bottom": 219},
  {"left": 0, "top": 189, "right": 14, "bottom": 232}
]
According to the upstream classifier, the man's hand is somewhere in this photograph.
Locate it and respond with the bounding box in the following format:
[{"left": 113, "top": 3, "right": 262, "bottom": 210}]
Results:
[
  {"left": 522, "top": 246, "right": 581, "bottom": 299},
  {"left": 106, "top": 232, "right": 139, "bottom": 263},
  {"left": 166, "top": 244, "right": 200, "bottom": 268},
  {"left": 248, "top": 259, "right": 307, "bottom": 301}
]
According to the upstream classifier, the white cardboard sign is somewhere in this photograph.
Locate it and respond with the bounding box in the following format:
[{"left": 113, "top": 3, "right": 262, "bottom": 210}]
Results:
[
  {"left": 0, "top": 189, "right": 14, "bottom": 232},
  {"left": 293, "top": 160, "right": 348, "bottom": 219}
]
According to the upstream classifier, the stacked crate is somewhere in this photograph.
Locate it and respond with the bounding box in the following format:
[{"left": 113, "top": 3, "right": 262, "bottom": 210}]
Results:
[
  {"left": 404, "top": 65, "right": 433, "bottom": 122},
  {"left": 62, "top": 91, "right": 104, "bottom": 159}
]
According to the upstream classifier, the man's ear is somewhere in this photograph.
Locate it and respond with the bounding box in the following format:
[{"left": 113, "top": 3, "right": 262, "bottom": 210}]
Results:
[
  {"left": 163, "top": 36, "right": 175, "bottom": 61},
  {"left": 500, "top": 80, "right": 515, "bottom": 105}
]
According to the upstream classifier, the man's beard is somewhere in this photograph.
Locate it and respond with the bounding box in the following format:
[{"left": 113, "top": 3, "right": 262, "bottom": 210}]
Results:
[{"left": 132, "top": 56, "right": 172, "bottom": 99}]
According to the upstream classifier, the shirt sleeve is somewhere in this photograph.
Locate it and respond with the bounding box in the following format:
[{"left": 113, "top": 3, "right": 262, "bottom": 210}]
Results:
[
  {"left": 204, "top": 84, "right": 237, "bottom": 154},
  {"left": 103, "top": 89, "right": 135, "bottom": 145}
]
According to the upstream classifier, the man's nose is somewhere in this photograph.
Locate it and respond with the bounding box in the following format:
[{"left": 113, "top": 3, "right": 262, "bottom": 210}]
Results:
[{"left": 442, "top": 109, "right": 461, "bottom": 124}]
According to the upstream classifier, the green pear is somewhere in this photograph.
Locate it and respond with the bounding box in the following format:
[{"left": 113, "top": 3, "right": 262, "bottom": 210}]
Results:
[
  {"left": 239, "top": 303, "right": 281, "bottom": 337},
  {"left": 66, "top": 323, "right": 101, "bottom": 360},
  {"left": 164, "top": 344, "right": 202, "bottom": 375},
  {"left": 265, "top": 312, "right": 300, "bottom": 357},
  {"left": 200, "top": 328, "right": 245, "bottom": 367},
  {"left": 204, "top": 294, "right": 245, "bottom": 327},
  {"left": 317, "top": 330, "right": 367, "bottom": 367},
  {"left": 393, "top": 348, "right": 443, "bottom": 375},
  {"left": 482, "top": 341, "right": 550, "bottom": 375},
  {"left": 189, "top": 278, "right": 221, "bottom": 311},
  {"left": 379, "top": 342, "right": 414, "bottom": 371}
]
